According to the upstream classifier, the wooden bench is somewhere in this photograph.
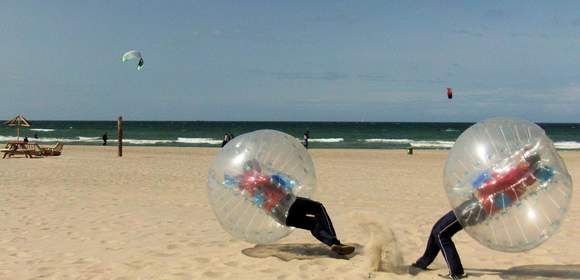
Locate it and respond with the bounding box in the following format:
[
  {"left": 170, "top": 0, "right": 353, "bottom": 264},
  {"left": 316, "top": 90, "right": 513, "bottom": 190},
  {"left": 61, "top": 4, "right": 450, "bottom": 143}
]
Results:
[
  {"left": 2, "top": 142, "right": 64, "bottom": 158},
  {"left": 1, "top": 147, "right": 34, "bottom": 158},
  {"left": 1, "top": 142, "right": 43, "bottom": 159}
]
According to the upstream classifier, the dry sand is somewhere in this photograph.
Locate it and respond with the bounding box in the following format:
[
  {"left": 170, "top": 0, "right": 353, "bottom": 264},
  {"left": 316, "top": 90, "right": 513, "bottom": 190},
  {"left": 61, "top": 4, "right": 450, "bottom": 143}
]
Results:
[{"left": 1, "top": 146, "right": 579, "bottom": 279}]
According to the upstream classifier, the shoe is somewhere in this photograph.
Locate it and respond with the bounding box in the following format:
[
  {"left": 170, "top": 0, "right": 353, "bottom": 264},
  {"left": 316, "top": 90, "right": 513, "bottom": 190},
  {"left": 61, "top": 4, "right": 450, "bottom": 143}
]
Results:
[
  {"left": 438, "top": 273, "right": 468, "bottom": 279},
  {"left": 331, "top": 244, "right": 355, "bottom": 255},
  {"left": 408, "top": 263, "right": 427, "bottom": 276}
]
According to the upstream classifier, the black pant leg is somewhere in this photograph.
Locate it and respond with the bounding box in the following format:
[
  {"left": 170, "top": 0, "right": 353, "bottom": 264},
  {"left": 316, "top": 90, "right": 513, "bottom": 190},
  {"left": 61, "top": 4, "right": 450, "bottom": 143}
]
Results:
[
  {"left": 285, "top": 197, "right": 340, "bottom": 247},
  {"left": 312, "top": 202, "right": 340, "bottom": 246},
  {"left": 437, "top": 212, "right": 464, "bottom": 276},
  {"left": 285, "top": 197, "right": 312, "bottom": 229},
  {"left": 415, "top": 210, "right": 464, "bottom": 275},
  {"left": 415, "top": 224, "right": 441, "bottom": 268}
]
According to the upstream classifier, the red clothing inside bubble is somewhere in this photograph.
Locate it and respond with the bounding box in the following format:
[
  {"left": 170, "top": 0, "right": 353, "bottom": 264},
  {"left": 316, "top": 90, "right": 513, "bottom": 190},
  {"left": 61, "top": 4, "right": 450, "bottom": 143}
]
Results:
[
  {"left": 238, "top": 169, "right": 288, "bottom": 212},
  {"left": 477, "top": 160, "right": 536, "bottom": 214}
]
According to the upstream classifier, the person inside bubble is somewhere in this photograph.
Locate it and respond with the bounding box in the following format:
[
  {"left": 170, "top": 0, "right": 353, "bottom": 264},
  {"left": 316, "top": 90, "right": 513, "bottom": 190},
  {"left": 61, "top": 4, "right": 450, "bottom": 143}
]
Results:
[
  {"left": 224, "top": 159, "right": 355, "bottom": 255},
  {"left": 409, "top": 145, "right": 551, "bottom": 279}
]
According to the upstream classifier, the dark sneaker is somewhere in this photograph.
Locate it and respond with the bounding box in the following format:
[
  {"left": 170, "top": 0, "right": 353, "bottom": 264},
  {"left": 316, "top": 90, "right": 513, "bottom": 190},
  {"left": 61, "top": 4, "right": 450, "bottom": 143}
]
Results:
[
  {"left": 438, "top": 273, "right": 468, "bottom": 279},
  {"left": 330, "top": 244, "right": 355, "bottom": 255},
  {"left": 408, "top": 263, "right": 427, "bottom": 275}
]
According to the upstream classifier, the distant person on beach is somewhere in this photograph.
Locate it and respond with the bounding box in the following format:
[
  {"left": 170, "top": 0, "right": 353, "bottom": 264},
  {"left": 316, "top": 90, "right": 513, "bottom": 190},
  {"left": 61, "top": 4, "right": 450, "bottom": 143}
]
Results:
[
  {"left": 303, "top": 130, "right": 310, "bottom": 149},
  {"left": 102, "top": 133, "right": 108, "bottom": 146},
  {"left": 229, "top": 132, "right": 235, "bottom": 140},
  {"left": 34, "top": 133, "right": 38, "bottom": 139},
  {"left": 23, "top": 136, "right": 29, "bottom": 143},
  {"left": 221, "top": 133, "right": 231, "bottom": 148}
]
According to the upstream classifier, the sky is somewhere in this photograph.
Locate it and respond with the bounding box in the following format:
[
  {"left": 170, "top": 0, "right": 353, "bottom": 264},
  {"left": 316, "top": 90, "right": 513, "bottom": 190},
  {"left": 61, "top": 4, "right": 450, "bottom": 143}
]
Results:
[{"left": 1, "top": 1, "right": 580, "bottom": 122}]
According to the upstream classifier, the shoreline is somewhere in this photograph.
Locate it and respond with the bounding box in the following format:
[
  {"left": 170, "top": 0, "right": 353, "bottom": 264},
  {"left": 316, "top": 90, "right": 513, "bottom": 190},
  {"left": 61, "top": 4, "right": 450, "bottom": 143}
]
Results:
[
  {"left": 3, "top": 121, "right": 580, "bottom": 150},
  {"left": 38, "top": 144, "right": 580, "bottom": 153}
]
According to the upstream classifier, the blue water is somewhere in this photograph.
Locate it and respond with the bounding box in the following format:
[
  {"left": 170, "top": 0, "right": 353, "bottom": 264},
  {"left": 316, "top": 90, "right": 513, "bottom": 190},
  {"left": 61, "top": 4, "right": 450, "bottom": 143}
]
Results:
[{"left": 1, "top": 121, "right": 579, "bottom": 149}]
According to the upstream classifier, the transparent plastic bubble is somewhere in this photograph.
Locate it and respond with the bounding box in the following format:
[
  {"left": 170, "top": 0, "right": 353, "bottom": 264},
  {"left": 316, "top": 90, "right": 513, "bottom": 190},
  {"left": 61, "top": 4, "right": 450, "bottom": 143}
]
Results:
[
  {"left": 207, "top": 130, "right": 316, "bottom": 244},
  {"left": 444, "top": 117, "right": 573, "bottom": 252}
]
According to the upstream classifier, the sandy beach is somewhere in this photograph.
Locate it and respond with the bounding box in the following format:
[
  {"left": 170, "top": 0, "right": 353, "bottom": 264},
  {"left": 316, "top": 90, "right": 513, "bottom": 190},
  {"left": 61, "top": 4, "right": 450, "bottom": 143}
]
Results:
[{"left": 1, "top": 146, "right": 579, "bottom": 279}]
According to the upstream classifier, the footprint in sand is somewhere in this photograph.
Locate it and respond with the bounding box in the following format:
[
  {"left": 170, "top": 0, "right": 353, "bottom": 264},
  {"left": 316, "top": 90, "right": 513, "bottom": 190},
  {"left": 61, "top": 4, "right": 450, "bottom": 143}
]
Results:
[
  {"left": 224, "top": 261, "right": 238, "bottom": 267},
  {"left": 36, "top": 267, "right": 53, "bottom": 272},
  {"left": 202, "top": 271, "right": 224, "bottom": 278},
  {"left": 124, "top": 260, "right": 146, "bottom": 270},
  {"left": 171, "top": 272, "right": 193, "bottom": 279},
  {"left": 194, "top": 257, "right": 210, "bottom": 264},
  {"left": 148, "top": 250, "right": 174, "bottom": 257}
]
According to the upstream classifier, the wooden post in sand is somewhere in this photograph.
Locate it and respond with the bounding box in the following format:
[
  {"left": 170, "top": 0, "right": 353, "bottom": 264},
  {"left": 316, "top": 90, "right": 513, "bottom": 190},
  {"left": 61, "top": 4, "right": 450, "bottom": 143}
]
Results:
[{"left": 117, "top": 116, "right": 123, "bottom": 157}]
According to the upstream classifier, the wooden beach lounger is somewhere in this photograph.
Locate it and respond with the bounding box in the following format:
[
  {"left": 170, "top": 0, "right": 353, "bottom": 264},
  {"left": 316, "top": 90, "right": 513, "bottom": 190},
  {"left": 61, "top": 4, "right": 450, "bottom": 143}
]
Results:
[{"left": 39, "top": 142, "right": 63, "bottom": 156}]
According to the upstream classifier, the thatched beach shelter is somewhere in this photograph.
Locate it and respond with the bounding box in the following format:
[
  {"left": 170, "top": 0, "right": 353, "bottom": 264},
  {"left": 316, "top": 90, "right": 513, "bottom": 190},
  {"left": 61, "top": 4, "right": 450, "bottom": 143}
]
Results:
[{"left": 4, "top": 115, "right": 31, "bottom": 141}]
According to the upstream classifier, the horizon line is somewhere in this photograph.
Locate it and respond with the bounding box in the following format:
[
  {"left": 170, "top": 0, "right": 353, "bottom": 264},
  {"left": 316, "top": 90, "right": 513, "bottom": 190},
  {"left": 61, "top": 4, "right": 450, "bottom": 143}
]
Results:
[{"left": 4, "top": 119, "right": 580, "bottom": 125}]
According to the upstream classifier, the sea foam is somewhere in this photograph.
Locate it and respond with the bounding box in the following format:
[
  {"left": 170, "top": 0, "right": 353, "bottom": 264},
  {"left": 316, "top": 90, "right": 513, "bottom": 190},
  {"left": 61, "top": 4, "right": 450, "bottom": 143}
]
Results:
[{"left": 176, "top": 137, "right": 222, "bottom": 145}]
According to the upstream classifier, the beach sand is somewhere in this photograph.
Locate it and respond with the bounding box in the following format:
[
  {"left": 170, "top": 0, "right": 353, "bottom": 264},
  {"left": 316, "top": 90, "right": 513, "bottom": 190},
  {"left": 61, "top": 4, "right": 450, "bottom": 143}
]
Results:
[{"left": 1, "top": 146, "right": 579, "bottom": 279}]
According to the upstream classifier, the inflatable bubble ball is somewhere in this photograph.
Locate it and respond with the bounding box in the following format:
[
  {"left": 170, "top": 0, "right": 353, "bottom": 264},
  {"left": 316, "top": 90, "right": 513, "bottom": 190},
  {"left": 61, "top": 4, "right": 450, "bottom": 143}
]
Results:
[
  {"left": 207, "top": 129, "right": 316, "bottom": 244},
  {"left": 444, "top": 117, "right": 573, "bottom": 252}
]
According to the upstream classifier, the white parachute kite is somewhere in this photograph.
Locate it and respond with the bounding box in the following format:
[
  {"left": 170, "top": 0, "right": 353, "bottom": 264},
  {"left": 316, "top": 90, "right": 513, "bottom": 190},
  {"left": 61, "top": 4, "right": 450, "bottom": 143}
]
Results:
[{"left": 122, "top": 50, "right": 144, "bottom": 70}]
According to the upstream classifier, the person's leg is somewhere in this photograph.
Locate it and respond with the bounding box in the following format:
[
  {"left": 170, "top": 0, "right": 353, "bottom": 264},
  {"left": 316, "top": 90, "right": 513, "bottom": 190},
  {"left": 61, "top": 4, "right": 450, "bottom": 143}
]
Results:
[
  {"left": 436, "top": 212, "right": 464, "bottom": 276},
  {"left": 284, "top": 197, "right": 311, "bottom": 226},
  {"left": 285, "top": 197, "right": 340, "bottom": 247},
  {"left": 285, "top": 197, "right": 354, "bottom": 255},
  {"left": 413, "top": 227, "right": 440, "bottom": 269},
  {"left": 413, "top": 210, "right": 465, "bottom": 277},
  {"left": 414, "top": 211, "right": 456, "bottom": 269},
  {"left": 311, "top": 201, "right": 340, "bottom": 246}
]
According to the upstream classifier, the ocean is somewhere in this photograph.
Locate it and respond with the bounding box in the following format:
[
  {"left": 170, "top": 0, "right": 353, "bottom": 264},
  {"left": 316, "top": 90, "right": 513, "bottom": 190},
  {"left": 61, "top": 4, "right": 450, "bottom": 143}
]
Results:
[{"left": 1, "top": 121, "right": 579, "bottom": 150}]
